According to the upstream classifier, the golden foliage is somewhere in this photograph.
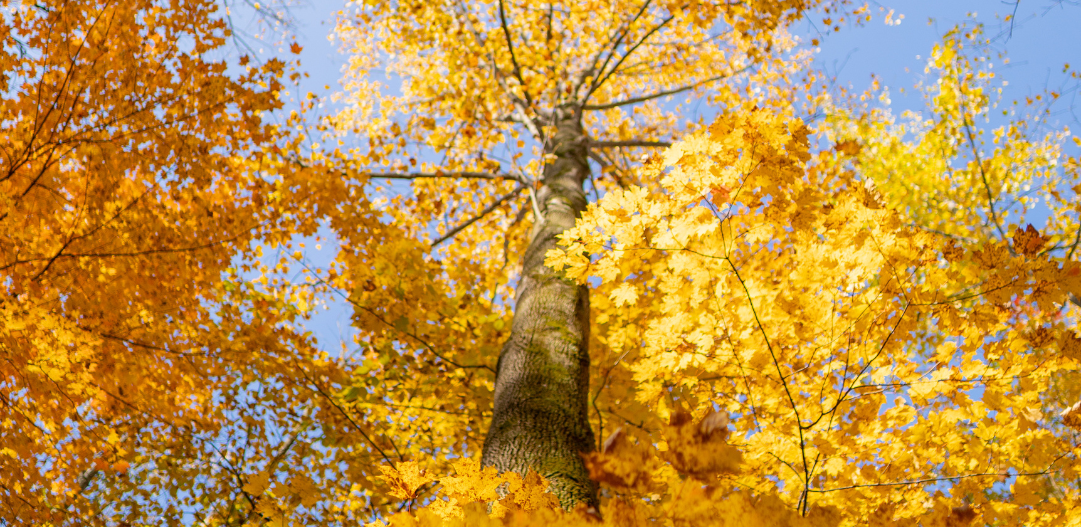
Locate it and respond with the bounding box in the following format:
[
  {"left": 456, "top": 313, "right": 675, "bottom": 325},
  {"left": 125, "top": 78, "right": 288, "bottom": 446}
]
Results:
[{"left": 4, "top": 0, "right": 1080, "bottom": 525}]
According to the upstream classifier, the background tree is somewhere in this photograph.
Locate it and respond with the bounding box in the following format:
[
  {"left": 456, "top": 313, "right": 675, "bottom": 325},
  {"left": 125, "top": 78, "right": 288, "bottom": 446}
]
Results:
[
  {"left": 821, "top": 23, "right": 1080, "bottom": 298},
  {"left": 0, "top": 1, "right": 346, "bottom": 523}
]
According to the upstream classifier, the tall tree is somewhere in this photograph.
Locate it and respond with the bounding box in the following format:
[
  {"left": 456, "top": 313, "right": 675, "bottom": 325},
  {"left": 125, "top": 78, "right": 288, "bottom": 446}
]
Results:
[
  {"left": 329, "top": 0, "right": 838, "bottom": 507},
  {"left": 341, "top": 23, "right": 1081, "bottom": 524},
  {"left": 0, "top": 0, "right": 337, "bottom": 523}
]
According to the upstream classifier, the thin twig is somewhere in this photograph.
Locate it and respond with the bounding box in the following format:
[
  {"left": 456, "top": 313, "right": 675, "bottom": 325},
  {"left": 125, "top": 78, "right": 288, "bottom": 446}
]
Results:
[
  {"left": 367, "top": 171, "right": 521, "bottom": 182},
  {"left": 583, "top": 71, "right": 746, "bottom": 111},
  {"left": 589, "top": 139, "right": 672, "bottom": 148},
  {"left": 960, "top": 112, "right": 1007, "bottom": 240},
  {"left": 807, "top": 453, "right": 1070, "bottom": 494},
  {"left": 431, "top": 185, "right": 525, "bottom": 247}
]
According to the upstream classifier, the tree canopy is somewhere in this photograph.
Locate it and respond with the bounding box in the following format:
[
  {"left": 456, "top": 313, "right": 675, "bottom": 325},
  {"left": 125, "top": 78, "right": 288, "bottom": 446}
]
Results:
[{"left": 1, "top": 0, "right": 1080, "bottom": 525}]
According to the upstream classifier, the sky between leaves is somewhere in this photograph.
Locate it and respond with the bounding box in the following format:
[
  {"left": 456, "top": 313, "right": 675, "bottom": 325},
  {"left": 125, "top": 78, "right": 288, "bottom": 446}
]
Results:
[
  {"left": 266, "top": 0, "right": 1081, "bottom": 353},
  {"left": 3, "top": 0, "right": 1081, "bottom": 525}
]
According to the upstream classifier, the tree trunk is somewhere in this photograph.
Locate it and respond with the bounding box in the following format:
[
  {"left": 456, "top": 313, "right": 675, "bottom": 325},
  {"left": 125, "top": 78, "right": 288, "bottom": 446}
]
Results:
[{"left": 481, "top": 106, "right": 597, "bottom": 509}]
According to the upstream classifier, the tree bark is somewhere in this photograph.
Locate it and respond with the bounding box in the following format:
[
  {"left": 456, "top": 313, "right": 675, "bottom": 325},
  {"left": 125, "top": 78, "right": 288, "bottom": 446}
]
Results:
[{"left": 481, "top": 106, "right": 597, "bottom": 509}]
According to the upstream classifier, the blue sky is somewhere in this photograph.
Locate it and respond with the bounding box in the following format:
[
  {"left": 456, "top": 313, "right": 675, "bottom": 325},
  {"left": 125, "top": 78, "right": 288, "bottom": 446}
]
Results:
[
  {"left": 252, "top": 0, "right": 1081, "bottom": 353},
  {"left": 278, "top": 1, "right": 1080, "bottom": 125}
]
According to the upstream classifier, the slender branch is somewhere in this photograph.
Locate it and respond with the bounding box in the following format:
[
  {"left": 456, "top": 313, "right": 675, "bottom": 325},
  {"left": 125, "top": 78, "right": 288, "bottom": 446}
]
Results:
[
  {"left": 589, "top": 11, "right": 678, "bottom": 98},
  {"left": 960, "top": 112, "right": 1007, "bottom": 240},
  {"left": 265, "top": 406, "right": 314, "bottom": 475},
  {"left": 309, "top": 382, "right": 398, "bottom": 467},
  {"left": 449, "top": 0, "right": 545, "bottom": 138},
  {"left": 526, "top": 185, "right": 544, "bottom": 221},
  {"left": 498, "top": 0, "right": 532, "bottom": 107},
  {"left": 579, "top": 0, "right": 654, "bottom": 97},
  {"left": 1066, "top": 224, "right": 1081, "bottom": 260},
  {"left": 291, "top": 154, "right": 531, "bottom": 185},
  {"left": 367, "top": 171, "right": 522, "bottom": 182},
  {"left": 589, "top": 139, "right": 671, "bottom": 148},
  {"left": 583, "top": 71, "right": 746, "bottom": 111},
  {"left": 431, "top": 185, "right": 525, "bottom": 247},
  {"left": 295, "top": 260, "right": 496, "bottom": 373},
  {"left": 1, "top": 221, "right": 265, "bottom": 273},
  {"left": 807, "top": 452, "right": 1070, "bottom": 494},
  {"left": 724, "top": 253, "right": 811, "bottom": 506}
]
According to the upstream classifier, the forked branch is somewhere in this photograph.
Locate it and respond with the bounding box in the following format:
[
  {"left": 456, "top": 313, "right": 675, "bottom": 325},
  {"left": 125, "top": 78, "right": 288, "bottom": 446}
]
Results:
[
  {"left": 577, "top": 0, "right": 654, "bottom": 97},
  {"left": 588, "top": 12, "right": 677, "bottom": 97}
]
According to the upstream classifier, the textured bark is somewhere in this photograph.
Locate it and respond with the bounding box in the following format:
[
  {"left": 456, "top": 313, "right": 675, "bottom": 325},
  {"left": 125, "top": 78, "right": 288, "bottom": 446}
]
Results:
[{"left": 481, "top": 106, "right": 597, "bottom": 509}]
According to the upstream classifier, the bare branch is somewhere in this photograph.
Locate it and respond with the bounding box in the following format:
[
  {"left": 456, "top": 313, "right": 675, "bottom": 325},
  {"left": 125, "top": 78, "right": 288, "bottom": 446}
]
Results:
[
  {"left": 583, "top": 70, "right": 748, "bottom": 111},
  {"left": 431, "top": 185, "right": 525, "bottom": 247},
  {"left": 367, "top": 171, "right": 522, "bottom": 182},
  {"left": 807, "top": 452, "right": 1070, "bottom": 494},
  {"left": 589, "top": 140, "right": 671, "bottom": 148},
  {"left": 959, "top": 110, "right": 1007, "bottom": 240}
]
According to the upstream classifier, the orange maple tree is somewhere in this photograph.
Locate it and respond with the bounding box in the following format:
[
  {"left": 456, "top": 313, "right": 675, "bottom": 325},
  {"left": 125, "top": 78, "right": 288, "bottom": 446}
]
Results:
[
  {"left": 0, "top": 0, "right": 342, "bottom": 523},
  {"left": 3, "top": 0, "right": 1081, "bottom": 525}
]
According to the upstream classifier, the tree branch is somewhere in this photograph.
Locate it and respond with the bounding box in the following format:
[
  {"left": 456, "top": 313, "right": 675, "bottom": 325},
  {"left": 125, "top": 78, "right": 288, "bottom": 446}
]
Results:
[
  {"left": 577, "top": 0, "right": 654, "bottom": 98},
  {"left": 432, "top": 185, "right": 525, "bottom": 247},
  {"left": 367, "top": 171, "right": 522, "bottom": 182},
  {"left": 498, "top": 0, "right": 532, "bottom": 107},
  {"left": 583, "top": 70, "right": 747, "bottom": 111},
  {"left": 589, "top": 140, "right": 671, "bottom": 148},
  {"left": 807, "top": 452, "right": 1070, "bottom": 494},
  {"left": 589, "top": 10, "right": 678, "bottom": 97},
  {"left": 960, "top": 110, "right": 1007, "bottom": 240},
  {"left": 449, "top": 0, "right": 545, "bottom": 138}
]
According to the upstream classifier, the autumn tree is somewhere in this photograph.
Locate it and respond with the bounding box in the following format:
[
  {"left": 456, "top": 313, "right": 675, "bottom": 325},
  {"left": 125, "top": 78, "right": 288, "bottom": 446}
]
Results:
[
  {"left": 321, "top": 2, "right": 1081, "bottom": 525},
  {"left": 821, "top": 23, "right": 1081, "bottom": 298},
  {"left": 326, "top": 0, "right": 853, "bottom": 509},
  {"left": 0, "top": 0, "right": 343, "bottom": 524},
  {"left": 4, "top": 0, "right": 1081, "bottom": 525}
]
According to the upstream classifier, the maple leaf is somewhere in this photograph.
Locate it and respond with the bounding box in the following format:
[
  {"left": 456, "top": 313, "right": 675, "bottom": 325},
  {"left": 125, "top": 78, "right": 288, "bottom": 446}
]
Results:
[
  {"left": 661, "top": 407, "right": 742, "bottom": 478},
  {"left": 582, "top": 428, "right": 663, "bottom": 494},
  {"left": 834, "top": 139, "right": 862, "bottom": 156},
  {"left": 710, "top": 185, "right": 732, "bottom": 207},
  {"left": 1012, "top": 223, "right": 1048, "bottom": 257},
  {"left": 1062, "top": 401, "right": 1081, "bottom": 431},
  {"left": 378, "top": 462, "right": 433, "bottom": 501}
]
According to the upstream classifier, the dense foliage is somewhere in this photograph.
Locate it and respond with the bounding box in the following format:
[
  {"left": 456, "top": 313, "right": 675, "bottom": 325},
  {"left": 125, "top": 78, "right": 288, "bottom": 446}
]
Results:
[{"left": 1, "top": 0, "right": 1079, "bottom": 525}]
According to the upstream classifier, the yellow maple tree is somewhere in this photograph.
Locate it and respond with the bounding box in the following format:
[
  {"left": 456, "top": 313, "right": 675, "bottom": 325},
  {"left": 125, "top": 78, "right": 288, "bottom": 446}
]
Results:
[
  {"left": 322, "top": 0, "right": 862, "bottom": 512},
  {"left": 321, "top": 1, "right": 1081, "bottom": 523}
]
